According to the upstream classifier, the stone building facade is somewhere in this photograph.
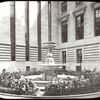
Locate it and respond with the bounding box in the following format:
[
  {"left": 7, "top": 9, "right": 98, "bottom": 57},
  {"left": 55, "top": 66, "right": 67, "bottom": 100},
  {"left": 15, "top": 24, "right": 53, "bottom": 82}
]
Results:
[
  {"left": 56, "top": 1, "right": 100, "bottom": 71},
  {"left": 0, "top": 1, "right": 100, "bottom": 72}
]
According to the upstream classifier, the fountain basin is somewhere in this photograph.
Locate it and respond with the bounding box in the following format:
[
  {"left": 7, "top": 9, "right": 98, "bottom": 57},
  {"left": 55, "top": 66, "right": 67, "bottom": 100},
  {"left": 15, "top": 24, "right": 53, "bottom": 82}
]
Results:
[{"left": 38, "top": 63, "right": 66, "bottom": 81}]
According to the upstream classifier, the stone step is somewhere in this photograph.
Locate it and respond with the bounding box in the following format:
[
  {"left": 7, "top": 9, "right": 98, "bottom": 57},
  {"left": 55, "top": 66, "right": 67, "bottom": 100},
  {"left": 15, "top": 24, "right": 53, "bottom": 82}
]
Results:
[
  {"left": 34, "top": 81, "right": 50, "bottom": 91},
  {"left": 38, "top": 86, "right": 45, "bottom": 91},
  {"left": 34, "top": 81, "right": 49, "bottom": 87}
]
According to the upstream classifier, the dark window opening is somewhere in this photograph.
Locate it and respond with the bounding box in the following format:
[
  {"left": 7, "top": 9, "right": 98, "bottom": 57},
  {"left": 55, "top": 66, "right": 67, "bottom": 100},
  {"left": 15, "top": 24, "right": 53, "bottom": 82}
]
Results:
[
  {"left": 76, "top": 14, "right": 84, "bottom": 40},
  {"left": 26, "top": 66, "right": 30, "bottom": 72},
  {"left": 61, "top": 1, "right": 67, "bottom": 13},
  {"left": 76, "top": 1, "right": 82, "bottom": 5},
  {"left": 62, "top": 51, "right": 66, "bottom": 72},
  {"left": 76, "top": 49, "right": 82, "bottom": 63},
  {"left": 76, "top": 66, "right": 82, "bottom": 72},
  {"left": 61, "top": 20, "right": 68, "bottom": 43},
  {"left": 76, "top": 49, "right": 82, "bottom": 72},
  {"left": 62, "top": 51, "right": 66, "bottom": 63},
  {"left": 95, "top": 8, "right": 100, "bottom": 36}
]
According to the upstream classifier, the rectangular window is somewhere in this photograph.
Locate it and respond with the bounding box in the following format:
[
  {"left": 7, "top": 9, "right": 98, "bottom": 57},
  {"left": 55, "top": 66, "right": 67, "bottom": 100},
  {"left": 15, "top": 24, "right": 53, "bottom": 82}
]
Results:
[
  {"left": 26, "top": 66, "right": 30, "bottom": 72},
  {"left": 76, "top": 49, "right": 82, "bottom": 72},
  {"left": 95, "top": 8, "right": 100, "bottom": 36},
  {"left": 76, "top": 49, "right": 82, "bottom": 63},
  {"left": 76, "top": 14, "right": 84, "bottom": 40},
  {"left": 76, "top": 1, "right": 82, "bottom": 5},
  {"left": 62, "top": 51, "right": 66, "bottom": 63},
  {"left": 61, "top": 20, "right": 68, "bottom": 43},
  {"left": 61, "top": 1, "right": 67, "bottom": 13}
]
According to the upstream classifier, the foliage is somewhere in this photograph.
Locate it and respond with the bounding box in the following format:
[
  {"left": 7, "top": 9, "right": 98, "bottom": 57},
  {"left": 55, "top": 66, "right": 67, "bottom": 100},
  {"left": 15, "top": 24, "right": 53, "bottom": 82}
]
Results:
[
  {"left": 0, "top": 71, "right": 39, "bottom": 95},
  {"left": 44, "top": 77, "right": 90, "bottom": 96},
  {"left": 44, "top": 70, "right": 100, "bottom": 96}
]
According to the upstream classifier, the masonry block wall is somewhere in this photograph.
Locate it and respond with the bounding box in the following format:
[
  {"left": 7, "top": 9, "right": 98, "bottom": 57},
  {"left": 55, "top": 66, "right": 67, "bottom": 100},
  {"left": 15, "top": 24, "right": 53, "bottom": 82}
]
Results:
[
  {"left": 57, "top": 1, "right": 100, "bottom": 71},
  {"left": 1, "top": 1, "right": 100, "bottom": 71}
]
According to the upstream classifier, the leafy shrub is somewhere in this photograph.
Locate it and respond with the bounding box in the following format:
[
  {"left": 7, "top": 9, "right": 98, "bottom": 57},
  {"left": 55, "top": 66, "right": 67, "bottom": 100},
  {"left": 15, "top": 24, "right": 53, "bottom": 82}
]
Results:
[
  {"left": 0, "top": 70, "right": 39, "bottom": 95},
  {"left": 44, "top": 72, "right": 100, "bottom": 96}
]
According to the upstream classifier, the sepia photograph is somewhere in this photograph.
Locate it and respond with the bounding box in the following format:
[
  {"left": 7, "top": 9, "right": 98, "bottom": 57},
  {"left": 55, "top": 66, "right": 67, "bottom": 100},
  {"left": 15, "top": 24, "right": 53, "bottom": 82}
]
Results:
[{"left": 0, "top": 0, "right": 100, "bottom": 99}]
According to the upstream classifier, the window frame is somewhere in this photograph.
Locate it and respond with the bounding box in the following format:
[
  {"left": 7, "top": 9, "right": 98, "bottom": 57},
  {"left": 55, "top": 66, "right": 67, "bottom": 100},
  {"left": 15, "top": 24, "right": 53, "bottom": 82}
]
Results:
[
  {"left": 94, "top": 7, "right": 100, "bottom": 36},
  {"left": 75, "top": 13, "right": 84, "bottom": 40},
  {"left": 76, "top": 49, "right": 82, "bottom": 63},
  {"left": 26, "top": 66, "right": 30, "bottom": 72},
  {"left": 61, "top": 20, "right": 68, "bottom": 43},
  {"left": 62, "top": 51, "right": 66, "bottom": 63},
  {"left": 61, "top": 1, "right": 67, "bottom": 13}
]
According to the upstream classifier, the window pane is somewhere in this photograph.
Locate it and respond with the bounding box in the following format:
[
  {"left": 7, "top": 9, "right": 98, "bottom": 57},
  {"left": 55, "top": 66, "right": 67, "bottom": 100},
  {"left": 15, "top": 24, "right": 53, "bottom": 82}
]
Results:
[
  {"left": 76, "top": 14, "right": 84, "bottom": 40},
  {"left": 76, "top": 49, "right": 82, "bottom": 63},
  {"left": 61, "top": 20, "right": 68, "bottom": 42},
  {"left": 62, "top": 51, "right": 66, "bottom": 63},
  {"left": 95, "top": 8, "right": 100, "bottom": 36},
  {"left": 26, "top": 66, "right": 30, "bottom": 72},
  {"left": 61, "top": 1, "right": 67, "bottom": 13}
]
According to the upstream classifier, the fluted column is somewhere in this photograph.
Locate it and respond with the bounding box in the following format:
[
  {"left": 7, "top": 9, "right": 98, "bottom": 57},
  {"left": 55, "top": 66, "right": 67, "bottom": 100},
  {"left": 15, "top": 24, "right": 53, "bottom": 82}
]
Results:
[
  {"left": 37, "top": 1, "right": 41, "bottom": 61},
  {"left": 10, "top": 1, "right": 16, "bottom": 61},
  {"left": 25, "top": 1, "right": 30, "bottom": 61}
]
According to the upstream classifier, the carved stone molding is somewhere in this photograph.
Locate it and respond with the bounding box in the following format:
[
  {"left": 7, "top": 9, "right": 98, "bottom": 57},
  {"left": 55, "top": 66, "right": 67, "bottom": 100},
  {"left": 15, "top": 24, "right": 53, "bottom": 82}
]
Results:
[
  {"left": 58, "top": 13, "right": 69, "bottom": 22},
  {"left": 73, "top": 4, "right": 87, "bottom": 16},
  {"left": 90, "top": 2, "right": 100, "bottom": 9}
]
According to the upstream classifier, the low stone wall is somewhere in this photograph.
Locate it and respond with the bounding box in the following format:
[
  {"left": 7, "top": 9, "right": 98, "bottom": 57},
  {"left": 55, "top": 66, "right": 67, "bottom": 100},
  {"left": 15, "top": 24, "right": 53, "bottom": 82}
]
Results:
[
  {"left": 65, "top": 62, "right": 100, "bottom": 71},
  {"left": 0, "top": 61, "right": 42, "bottom": 73}
]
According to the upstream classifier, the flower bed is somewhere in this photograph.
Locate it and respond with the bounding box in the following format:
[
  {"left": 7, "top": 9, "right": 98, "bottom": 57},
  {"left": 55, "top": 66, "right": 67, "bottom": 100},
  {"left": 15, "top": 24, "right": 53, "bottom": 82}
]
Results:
[
  {"left": 1, "top": 68, "right": 100, "bottom": 97},
  {"left": 0, "top": 70, "right": 40, "bottom": 95},
  {"left": 44, "top": 69, "right": 100, "bottom": 96}
]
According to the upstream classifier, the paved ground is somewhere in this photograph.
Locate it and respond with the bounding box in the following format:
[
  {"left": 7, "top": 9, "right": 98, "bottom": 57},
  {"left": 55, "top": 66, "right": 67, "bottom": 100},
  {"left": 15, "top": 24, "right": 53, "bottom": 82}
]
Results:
[{"left": 24, "top": 74, "right": 43, "bottom": 79}]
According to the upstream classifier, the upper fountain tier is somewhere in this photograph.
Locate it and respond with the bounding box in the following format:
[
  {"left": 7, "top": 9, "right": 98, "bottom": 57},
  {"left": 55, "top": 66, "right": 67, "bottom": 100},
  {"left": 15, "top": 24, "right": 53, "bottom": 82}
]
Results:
[
  {"left": 43, "top": 41, "right": 56, "bottom": 49},
  {"left": 39, "top": 41, "right": 66, "bottom": 69}
]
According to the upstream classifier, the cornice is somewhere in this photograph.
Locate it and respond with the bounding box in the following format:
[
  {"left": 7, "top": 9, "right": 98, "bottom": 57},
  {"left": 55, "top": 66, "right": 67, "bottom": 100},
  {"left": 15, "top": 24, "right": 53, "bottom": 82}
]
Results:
[
  {"left": 58, "top": 13, "right": 69, "bottom": 22},
  {"left": 90, "top": 2, "right": 100, "bottom": 9},
  {"left": 72, "top": 3, "right": 87, "bottom": 16}
]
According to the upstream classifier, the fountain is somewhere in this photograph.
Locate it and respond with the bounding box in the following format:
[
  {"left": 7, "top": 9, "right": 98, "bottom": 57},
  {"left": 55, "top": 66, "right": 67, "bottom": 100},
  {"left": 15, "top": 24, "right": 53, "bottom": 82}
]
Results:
[
  {"left": 37, "top": 1, "right": 66, "bottom": 81},
  {"left": 38, "top": 41, "right": 66, "bottom": 81}
]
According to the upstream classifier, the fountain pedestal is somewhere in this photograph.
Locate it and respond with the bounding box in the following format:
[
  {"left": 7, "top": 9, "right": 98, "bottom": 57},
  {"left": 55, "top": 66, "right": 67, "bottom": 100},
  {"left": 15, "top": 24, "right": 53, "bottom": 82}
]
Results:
[
  {"left": 42, "top": 70, "right": 56, "bottom": 81},
  {"left": 41, "top": 64, "right": 58, "bottom": 81}
]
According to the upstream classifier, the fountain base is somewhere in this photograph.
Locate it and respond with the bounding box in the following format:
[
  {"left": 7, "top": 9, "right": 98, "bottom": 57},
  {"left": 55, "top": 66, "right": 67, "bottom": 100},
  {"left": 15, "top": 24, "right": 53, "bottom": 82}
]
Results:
[
  {"left": 39, "top": 41, "right": 65, "bottom": 81},
  {"left": 42, "top": 70, "right": 57, "bottom": 81}
]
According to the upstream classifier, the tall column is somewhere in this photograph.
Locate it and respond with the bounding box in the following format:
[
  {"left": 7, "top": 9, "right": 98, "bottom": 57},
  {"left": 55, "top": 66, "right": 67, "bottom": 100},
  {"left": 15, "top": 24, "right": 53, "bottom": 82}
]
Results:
[
  {"left": 37, "top": 1, "right": 41, "bottom": 61},
  {"left": 48, "top": 1, "right": 51, "bottom": 41},
  {"left": 25, "top": 1, "right": 29, "bottom": 61},
  {"left": 10, "top": 1, "right": 16, "bottom": 61}
]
